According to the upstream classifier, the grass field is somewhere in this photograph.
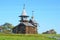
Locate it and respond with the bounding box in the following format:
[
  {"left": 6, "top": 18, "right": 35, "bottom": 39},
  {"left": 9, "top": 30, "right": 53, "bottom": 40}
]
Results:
[{"left": 0, "top": 33, "right": 60, "bottom": 40}]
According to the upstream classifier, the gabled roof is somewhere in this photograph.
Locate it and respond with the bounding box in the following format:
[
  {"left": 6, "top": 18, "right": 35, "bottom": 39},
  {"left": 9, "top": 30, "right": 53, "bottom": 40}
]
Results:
[
  {"left": 30, "top": 19, "right": 37, "bottom": 24},
  {"left": 20, "top": 22, "right": 34, "bottom": 27}
]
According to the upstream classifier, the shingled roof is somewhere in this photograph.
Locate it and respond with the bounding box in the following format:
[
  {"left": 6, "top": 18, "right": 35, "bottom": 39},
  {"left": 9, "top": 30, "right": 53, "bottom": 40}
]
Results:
[{"left": 20, "top": 22, "right": 33, "bottom": 27}]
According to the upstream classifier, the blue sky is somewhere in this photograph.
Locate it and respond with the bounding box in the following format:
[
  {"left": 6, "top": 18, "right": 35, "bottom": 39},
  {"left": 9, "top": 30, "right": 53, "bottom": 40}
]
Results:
[{"left": 0, "top": 0, "right": 60, "bottom": 34}]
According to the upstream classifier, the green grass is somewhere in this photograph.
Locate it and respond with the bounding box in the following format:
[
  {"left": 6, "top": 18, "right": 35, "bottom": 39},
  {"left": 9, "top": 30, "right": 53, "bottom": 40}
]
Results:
[{"left": 0, "top": 33, "right": 59, "bottom": 40}]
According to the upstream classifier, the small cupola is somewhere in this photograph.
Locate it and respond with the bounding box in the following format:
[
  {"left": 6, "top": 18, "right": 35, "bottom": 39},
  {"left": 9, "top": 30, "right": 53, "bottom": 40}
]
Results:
[{"left": 29, "top": 11, "right": 37, "bottom": 27}]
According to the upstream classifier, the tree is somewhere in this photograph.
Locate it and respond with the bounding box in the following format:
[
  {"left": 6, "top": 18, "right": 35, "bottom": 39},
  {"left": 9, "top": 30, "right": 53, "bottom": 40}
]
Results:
[{"left": 1, "top": 23, "right": 14, "bottom": 33}]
